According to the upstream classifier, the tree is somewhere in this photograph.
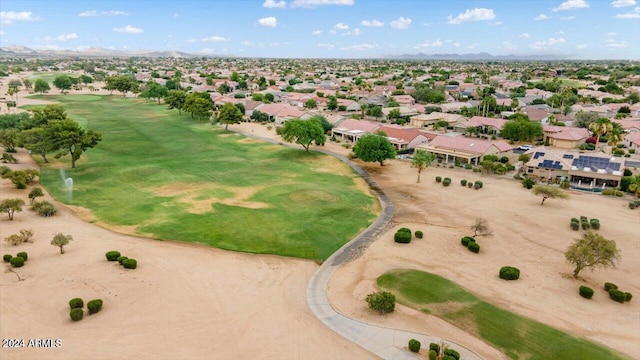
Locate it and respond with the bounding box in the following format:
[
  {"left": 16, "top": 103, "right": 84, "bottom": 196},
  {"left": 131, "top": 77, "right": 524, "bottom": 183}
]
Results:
[
  {"left": 28, "top": 187, "right": 44, "bottom": 203},
  {"left": 628, "top": 174, "right": 640, "bottom": 198},
  {"left": 53, "top": 75, "right": 73, "bottom": 94},
  {"left": 470, "top": 218, "right": 492, "bottom": 238},
  {"left": 264, "top": 93, "right": 274, "bottom": 103},
  {"left": 80, "top": 75, "right": 93, "bottom": 86},
  {"left": 353, "top": 134, "right": 396, "bottom": 166},
  {"left": 280, "top": 119, "right": 325, "bottom": 151},
  {"left": 140, "top": 81, "right": 168, "bottom": 104},
  {"left": 51, "top": 233, "right": 72, "bottom": 254},
  {"left": 43, "top": 119, "right": 103, "bottom": 168},
  {"left": 216, "top": 102, "right": 243, "bottom": 130},
  {"left": 501, "top": 118, "right": 543, "bottom": 141},
  {"left": 0, "top": 198, "right": 24, "bottom": 220},
  {"left": 104, "top": 75, "right": 139, "bottom": 97},
  {"left": 366, "top": 291, "right": 395, "bottom": 314},
  {"left": 327, "top": 96, "right": 338, "bottom": 111},
  {"left": 304, "top": 99, "right": 317, "bottom": 109},
  {"left": 573, "top": 111, "right": 599, "bottom": 129},
  {"left": 0, "top": 128, "right": 19, "bottom": 152},
  {"left": 164, "top": 90, "right": 187, "bottom": 115},
  {"left": 184, "top": 92, "right": 213, "bottom": 120},
  {"left": 16, "top": 128, "right": 53, "bottom": 162},
  {"left": 412, "top": 150, "right": 434, "bottom": 183},
  {"left": 588, "top": 118, "right": 612, "bottom": 147},
  {"left": 388, "top": 108, "right": 402, "bottom": 121},
  {"left": 531, "top": 185, "right": 569, "bottom": 205},
  {"left": 566, "top": 231, "right": 620, "bottom": 278},
  {"left": 34, "top": 79, "right": 50, "bottom": 94},
  {"left": 8, "top": 79, "right": 22, "bottom": 91},
  {"left": 22, "top": 79, "right": 32, "bottom": 91},
  {"left": 368, "top": 106, "right": 383, "bottom": 120}
]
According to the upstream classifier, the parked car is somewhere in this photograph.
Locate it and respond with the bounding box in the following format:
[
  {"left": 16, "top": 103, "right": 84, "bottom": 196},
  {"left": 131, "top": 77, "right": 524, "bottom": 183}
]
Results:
[{"left": 516, "top": 145, "right": 533, "bottom": 151}]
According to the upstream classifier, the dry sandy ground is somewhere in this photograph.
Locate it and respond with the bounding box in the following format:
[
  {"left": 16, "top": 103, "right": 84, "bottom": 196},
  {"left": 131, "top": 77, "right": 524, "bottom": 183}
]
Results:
[{"left": 0, "top": 149, "right": 372, "bottom": 360}]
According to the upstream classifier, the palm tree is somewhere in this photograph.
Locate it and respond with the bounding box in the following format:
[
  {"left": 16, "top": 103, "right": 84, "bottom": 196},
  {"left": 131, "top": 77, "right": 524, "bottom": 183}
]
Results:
[
  {"left": 607, "top": 125, "right": 624, "bottom": 149},
  {"left": 629, "top": 174, "right": 640, "bottom": 198},
  {"left": 588, "top": 118, "right": 612, "bottom": 147},
  {"left": 412, "top": 150, "right": 435, "bottom": 183}
]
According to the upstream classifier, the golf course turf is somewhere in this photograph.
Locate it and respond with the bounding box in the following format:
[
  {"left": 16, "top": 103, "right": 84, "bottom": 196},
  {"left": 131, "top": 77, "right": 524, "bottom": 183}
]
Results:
[
  {"left": 29, "top": 95, "right": 378, "bottom": 259},
  {"left": 377, "top": 269, "right": 628, "bottom": 360}
]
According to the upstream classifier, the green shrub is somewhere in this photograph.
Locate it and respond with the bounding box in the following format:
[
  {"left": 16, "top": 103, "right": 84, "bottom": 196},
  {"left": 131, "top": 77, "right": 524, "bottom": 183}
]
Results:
[
  {"left": 9, "top": 256, "right": 24, "bottom": 268},
  {"left": 500, "top": 156, "right": 509, "bottom": 164},
  {"left": 461, "top": 236, "right": 475, "bottom": 247},
  {"left": 408, "top": 339, "right": 421, "bottom": 353},
  {"left": 570, "top": 221, "right": 579, "bottom": 231},
  {"left": 435, "top": 176, "right": 442, "bottom": 183},
  {"left": 609, "top": 289, "right": 627, "bottom": 303},
  {"left": 590, "top": 219, "right": 600, "bottom": 230},
  {"left": 602, "top": 189, "right": 616, "bottom": 196},
  {"left": 559, "top": 179, "right": 570, "bottom": 189},
  {"left": 629, "top": 201, "right": 636, "bottom": 209},
  {"left": 444, "top": 348, "right": 461, "bottom": 360},
  {"left": 570, "top": 217, "right": 578, "bottom": 223},
  {"left": 69, "top": 298, "right": 84, "bottom": 309},
  {"left": 615, "top": 191, "right": 623, "bottom": 197},
  {"left": 429, "top": 343, "right": 440, "bottom": 353},
  {"left": 474, "top": 180, "right": 483, "bottom": 190},
  {"left": 579, "top": 286, "right": 594, "bottom": 299},
  {"left": 415, "top": 230, "right": 423, "bottom": 239},
  {"left": 428, "top": 350, "right": 437, "bottom": 360},
  {"left": 397, "top": 227, "right": 412, "bottom": 234},
  {"left": 70, "top": 308, "right": 83, "bottom": 321},
  {"left": 460, "top": 179, "right": 467, "bottom": 186},
  {"left": 604, "top": 282, "right": 618, "bottom": 291},
  {"left": 366, "top": 291, "right": 396, "bottom": 314},
  {"left": 123, "top": 258, "right": 137, "bottom": 269},
  {"left": 442, "top": 178, "right": 451, "bottom": 186},
  {"left": 467, "top": 242, "right": 480, "bottom": 253},
  {"left": 625, "top": 292, "right": 632, "bottom": 302},
  {"left": 105, "top": 251, "right": 121, "bottom": 261},
  {"left": 87, "top": 299, "right": 103, "bottom": 314},
  {"left": 117, "top": 256, "right": 128, "bottom": 265},
  {"left": 467, "top": 182, "right": 473, "bottom": 188},
  {"left": 464, "top": 164, "right": 472, "bottom": 169},
  {"left": 581, "top": 220, "right": 590, "bottom": 230},
  {"left": 443, "top": 356, "right": 456, "bottom": 360},
  {"left": 31, "top": 201, "right": 57, "bottom": 217},
  {"left": 499, "top": 266, "right": 520, "bottom": 280},
  {"left": 16, "top": 251, "right": 27, "bottom": 261},
  {"left": 3, "top": 254, "right": 12, "bottom": 262},
  {"left": 394, "top": 230, "right": 412, "bottom": 243}
]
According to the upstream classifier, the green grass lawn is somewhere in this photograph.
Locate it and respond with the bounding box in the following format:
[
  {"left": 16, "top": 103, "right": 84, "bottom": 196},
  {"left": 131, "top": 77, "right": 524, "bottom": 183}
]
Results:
[
  {"left": 28, "top": 95, "right": 378, "bottom": 259},
  {"left": 28, "top": 72, "right": 74, "bottom": 84},
  {"left": 378, "top": 269, "right": 629, "bottom": 360}
]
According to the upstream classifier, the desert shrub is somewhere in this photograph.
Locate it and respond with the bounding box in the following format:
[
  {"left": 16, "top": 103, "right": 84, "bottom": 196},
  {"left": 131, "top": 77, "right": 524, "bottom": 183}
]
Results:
[
  {"left": 590, "top": 218, "right": 600, "bottom": 230},
  {"left": 499, "top": 266, "right": 520, "bottom": 280},
  {"left": 87, "top": 299, "right": 103, "bottom": 314},
  {"left": 467, "top": 182, "right": 473, "bottom": 188},
  {"left": 579, "top": 286, "right": 594, "bottom": 299},
  {"left": 3, "top": 254, "right": 12, "bottom": 262},
  {"left": 629, "top": 201, "right": 636, "bottom": 209},
  {"left": 429, "top": 343, "right": 440, "bottom": 353},
  {"left": 408, "top": 339, "right": 421, "bottom": 353},
  {"left": 581, "top": 219, "right": 590, "bottom": 230},
  {"left": 0, "top": 165, "right": 11, "bottom": 177},
  {"left": 394, "top": 230, "right": 412, "bottom": 244},
  {"left": 609, "top": 289, "right": 627, "bottom": 303},
  {"left": 615, "top": 191, "right": 623, "bottom": 197},
  {"left": 601, "top": 189, "right": 616, "bottom": 196},
  {"left": 32, "top": 201, "right": 56, "bottom": 217},
  {"left": 16, "top": 251, "right": 27, "bottom": 261},
  {"left": 522, "top": 178, "right": 535, "bottom": 189},
  {"left": 366, "top": 291, "right": 396, "bottom": 314},
  {"left": 443, "top": 356, "right": 456, "bottom": 360},
  {"left": 117, "top": 256, "right": 128, "bottom": 265},
  {"left": 467, "top": 242, "right": 480, "bottom": 253},
  {"left": 460, "top": 179, "right": 467, "bottom": 186},
  {"left": 461, "top": 236, "right": 475, "bottom": 247},
  {"left": 570, "top": 218, "right": 579, "bottom": 231},
  {"left": 630, "top": 148, "right": 636, "bottom": 154},
  {"left": 415, "top": 230, "right": 423, "bottom": 239},
  {"left": 604, "top": 282, "right": 618, "bottom": 291},
  {"left": 444, "top": 348, "right": 460, "bottom": 360},
  {"left": 500, "top": 156, "right": 509, "bottom": 164},
  {"left": 397, "top": 227, "right": 412, "bottom": 234},
  {"left": 70, "top": 308, "right": 83, "bottom": 321},
  {"left": 9, "top": 256, "right": 24, "bottom": 268},
  {"left": 560, "top": 179, "right": 570, "bottom": 189},
  {"left": 465, "top": 164, "right": 472, "bottom": 169},
  {"left": 123, "top": 258, "right": 137, "bottom": 269},
  {"left": 442, "top": 177, "right": 451, "bottom": 186},
  {"left": 435, "top": 176, "right": 442, "bottom": 183},
  {"left": 105, "top": 251, "right": 121, "bottom": 261},
  {"left": 69, "top": 297, "right": 84, "bottom": 309},
  {"left": 428, "top": 350, "right": 437, "bottom": 360},
  {"left": 625, "top": 292, "right": 633, "bottom": 302},
  {"left": 474, "top": 180, "right": 483, "bottom": 189}
]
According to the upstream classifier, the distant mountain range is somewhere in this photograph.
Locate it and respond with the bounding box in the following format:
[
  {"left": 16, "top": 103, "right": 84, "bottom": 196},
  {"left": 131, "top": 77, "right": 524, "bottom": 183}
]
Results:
[
  {"left": 0, "top": 46, "right": 209, "bottom": 58},
  {"left": 390, "top": 52, "right": 569, "bottom": 61}
]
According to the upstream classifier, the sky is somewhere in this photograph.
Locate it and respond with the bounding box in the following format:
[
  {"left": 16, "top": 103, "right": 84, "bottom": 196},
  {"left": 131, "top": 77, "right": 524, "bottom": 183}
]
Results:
[{"left": 1, "top": 0, "right": 639, "bottom": 59}]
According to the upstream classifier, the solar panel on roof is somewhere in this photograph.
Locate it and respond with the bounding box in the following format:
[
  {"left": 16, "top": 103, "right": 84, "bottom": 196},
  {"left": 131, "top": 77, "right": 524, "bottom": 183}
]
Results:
[{"left": 563, "top": 154, "right": 574, "bottom": 159}]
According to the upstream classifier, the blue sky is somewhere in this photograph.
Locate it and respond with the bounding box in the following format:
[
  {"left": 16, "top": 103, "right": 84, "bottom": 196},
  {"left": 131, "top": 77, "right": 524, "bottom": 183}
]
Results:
[{"left": 1, "top": 0, "right": 639, "bottom": 59}]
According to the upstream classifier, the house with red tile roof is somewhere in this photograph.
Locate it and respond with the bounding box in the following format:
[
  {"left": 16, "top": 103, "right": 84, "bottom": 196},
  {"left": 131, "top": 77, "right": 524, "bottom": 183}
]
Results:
[
  {"left": 456, "top": 116, "right": 508, "bottom": 135},
  {"left": 331, "top": 119, "right": 380, "bottom": 143},
  {"left": 255, "top": 103, "right": 312, "bottom": 124},
  {"left": 409, "top": 112, "right": 466, "bottom": 129},
  {"left": 613, "top": 119, "right": 640, "bottom": 132},
  {"left": 624, "top": 132, "right": 640, "bottom": 150},
  {"left": 415, "top": 135, "right": 513, "bottom": 164},
  {"left": 391, "top": 95, "right": 415, "bottom": 106},
  {"left": 542, "top": 125, "right": 590, "bottom": 149},
  {"left": 377, "top": 125, "right": 433, "bottom": 150}
]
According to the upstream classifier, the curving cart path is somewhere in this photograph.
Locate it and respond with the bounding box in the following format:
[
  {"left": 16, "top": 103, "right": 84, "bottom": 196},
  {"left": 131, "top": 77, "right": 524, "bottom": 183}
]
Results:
[{"left": 232, "top": 129, "right": 483, "bottom": 360}]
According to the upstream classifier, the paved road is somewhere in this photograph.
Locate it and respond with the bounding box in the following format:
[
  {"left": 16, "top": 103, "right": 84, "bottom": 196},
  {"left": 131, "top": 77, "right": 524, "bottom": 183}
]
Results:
[{"left": 231, "top": 129, "right": 483, "bottom": 360}]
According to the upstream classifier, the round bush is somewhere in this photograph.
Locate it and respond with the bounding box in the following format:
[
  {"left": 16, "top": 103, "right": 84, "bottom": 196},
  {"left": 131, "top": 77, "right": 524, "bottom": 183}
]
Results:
[
  {"left": 394, "top": 230, "right": 412, "bottom": 244},
  {"left": 570, "top": 222, "right": 579, "bottom": 231},
  {"left": 87, "top": 299, "right": 103, "bottom": 314},
  {"left": 117, "top": 256, "right": 128, "bottom": 265},
  {"left": 604, "top": 282, "right": 618, "bottom": 291},
  {"left": 590, "top": 219, "right": 600, "bottom": 230},
  {"left": 579, "top": 286, "right": 594, "bottom": 299},
  {"left": 444, "top": 348, "right": 461, "bottom": 360},
  {"left": 70, "top": 308, "right": 83, "bottom": 322},
  {"left": 415, "top": 230, "right": 423, "bottom": 239},
  {"left": 3, "top": 254, "right": 12, "bottom": 263},
  {"left": 366, "top": 291, "right": 396, "bottom": 314},
  {"left": 123, "top": 258, "right": 137, "bottom": 269},
  {"left": 429, "top": 343, "right": 440, "bottom": 353},
  {"left": 32, "top": 201, "right": 57, "bottom": 217},
  {"left": 460, "top": 179, "right": 467, "bottom": 186},
  {"left": 435, "top": 176, "right": 442, "bottom": 183},
  {"left": 461, "top": 236, "right": 475, "bottom": 247},
  {"left": 16, "top": 252, "right": 27, "bottom": 261},
  {"left": 408, "top": 339, "right": 421, "bottom": 353},
  {"left": 442, "top": 178, "right": 451, "bottom": 186},
  {"left": 499, "top": 266, "right": 520, "bottom": 280},
  {"left": 609, "top": 289, "right": 627, "bottom": 303},
  {"left": 443, "top": 356, "right": 456, "bottom": 360},
  {"left": 69, "top": 297, "right": 84, "bottom": 309},
  {"left": 9, "top": 256, "right": 24, "bottom": 268},
  {"left": 428, "top": 350, "right": 437, "bottom": 360},
  {"left": 467, "top": 242, "right": 480, "bottom": 253},
  {"left": 105, "top": 251, "right": 121, "bottom": 261},
  {"left": 625, "top": 292, "right": 633, "bottom": 302},
  {"left": 467, "top": 182, "right": 473, "bottom": 188},
  {"left": 397, "top": 227, "right": 412, "bottom": 234}
]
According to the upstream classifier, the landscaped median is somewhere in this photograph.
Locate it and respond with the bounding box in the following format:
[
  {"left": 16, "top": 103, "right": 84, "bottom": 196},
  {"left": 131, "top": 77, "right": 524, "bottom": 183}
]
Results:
[{"left": 377, "top": 269, "right": 629, "bottom": 360}]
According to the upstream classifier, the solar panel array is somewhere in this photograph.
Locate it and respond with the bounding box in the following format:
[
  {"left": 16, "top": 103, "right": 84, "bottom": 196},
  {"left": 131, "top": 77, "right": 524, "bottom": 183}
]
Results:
[
  {"left": 562, "top": 154, "right": 574, "bottom": 159},
  {"left": 571, "top": 156, "right": 621, "bottom": 172},
  {"left": 538, "top": 159, "right": 563, "bottom": 169},
  {"left": 533, "top": 152, "right": 545, "bottom": 159}
]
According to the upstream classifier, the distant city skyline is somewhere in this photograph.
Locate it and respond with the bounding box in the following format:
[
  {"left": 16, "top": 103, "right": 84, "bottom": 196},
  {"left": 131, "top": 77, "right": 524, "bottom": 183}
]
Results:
[{"left": 1, "top": 0, "right": 639, "bottom": 59}]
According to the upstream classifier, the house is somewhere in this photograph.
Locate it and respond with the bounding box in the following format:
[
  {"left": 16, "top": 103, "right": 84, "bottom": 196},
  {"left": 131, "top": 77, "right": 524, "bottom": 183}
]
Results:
[
  {"left": 336, "top": 98, "right": 361, "bottom": 111},
  {"left": 439, "top": 102, "right": 471, "bottom": 113},
  {"left": 409, "top": 112, "right": 465, "bottom": 129},
  {"left": 542, "top": 126, "right": 590, "bottom": 149},
  {"left": 382, "top": 106, "right": 419, "bottom": 120},
  {"left": 243, "top": 100, "right": 264, "bottom": 117},
  {"left": 456, "top": 116, "right": 507, "bottom": 135},
  {"left": 376, "top": 125, "right": 434, "bottom": 150},
  {"left": 255, "top": 103, "right": 312, "bottom": 124},
  {"left": 331, "top": 119, "right": 381, "bottom": 143},
  {"left": 414, "top": 135, "right": 513, "bottom": 164},
  {"left": 613, "top": 119, "right": 640, "bottom": 132},
  {"left": 624, "top": 132, "right": 640, "bottom": 150},
  {"left": 391, "top": 95, "right": 415, "bottom": 106},
  {"left": 521, "top": 148, "right": 573, "bottom": 183}
]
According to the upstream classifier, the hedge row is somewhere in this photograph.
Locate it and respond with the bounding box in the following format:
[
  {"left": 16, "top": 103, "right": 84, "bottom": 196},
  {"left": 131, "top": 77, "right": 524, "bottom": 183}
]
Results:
[
  {"left": 106, "top": 250, "right": 137, "bottom": 269},
  {"left": 435, "top": 176, "right": 483, "bottom": 190},
  {"left": 629, "top": 200, "right": 640, "bottom": 209},
  {"left": 571, "top": 216, "right": 601, "bottom": 231},
  {"left": 460, "top": 236, "right": 480, "bottom": 253},
  {"left": 605, "top": 282, "right": 633, "bottom": 303},
  {"left": 69, "top": 297, "right": 103, "bottom": 321}
]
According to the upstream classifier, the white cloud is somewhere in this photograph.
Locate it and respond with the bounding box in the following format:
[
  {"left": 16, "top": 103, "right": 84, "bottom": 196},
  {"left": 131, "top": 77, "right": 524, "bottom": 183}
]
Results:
[
  {"left": 535, "top": 14, "right": 550, "bottom": 20},
  {"left": 263, "top": 0, "right": 287, "bottom": 8},
  {"left": 0, "top": 11, "right": 39, "bottom": 24},
  {"left": 453, "top": 42, "right": 460, "bottom": 47},
  {"left": 607, "top": 32, "right": 617, "bottom": 36},
  {"left": 447, "top": 8, "right": 495, "bottom": 24},
  {"left": 560, "top": 15, "right": 576, "bottom": 20},
  {"left": 334, "top": 22, "right": 349, "bottom": 30},
  {"left": 557, "top": 30, "right": 565, "bottom": 34},
  {"left": 613, "top": 6, "right": 640, "bottom": 17},
  {"left": 530, "top": 37, "right": 566, "bottom": 49},
  {"left": 0, "top": 31, "right": 6, "bottom": 35},
  {"left": 361, "top": 19, "right": 384, "bottom": 27},
  {"left": 576, "top": 44, "right": 588, "bottom": 49},
  {"left": 290, "top": 0, "right": 354, "bottom": 8},
  {"left": 241, "top": 41, "right": 256, "bottom": 46},
  {"left": 258, "top": 16, "right": 278, "bottom": 27},
  {"left": 519, "top": 32, "right": 530, "bottom": 38},
  {"left": 340, "top": 43, "right": 377, "bottom": 51},
  {"left": 605, "top": 39, "right": 627, "bottom": 47},
  {"left": 312, "top": 30, "right": 323, "bottom": 35},
  {"left": 317, "top": 43, "right": 335, "bottom": 50},
  {"left": 415, "top": 39, "right": 443, "bottom": 48},
  {"left": 197, "top": 48, "right": 215, "bottom": 54},
  {"left": 490, "top": 21, "right": 503, "bottom": 26},
  {"left": 201, "top": 36, "right": 229, "bottom": 42},
  {"left": 79, "top": 10, "right": 129, "bottom": 17},
  {"left": 187, "top": 39, "right": 196, "bottom": 43},
  {"left": 548, "top": 37, "right": 566, "bottom": 44},
  {"left": 611, "top": 0, "right": 636, "bottom": 7},
  {"left": 501, "top": 41, "right": 517, "bottom": 50},
  {"left": 113, "top": 25, "right": 143, "bottom": 34},
  {"left": 390, "top": 16, "right": 412, "bottom": 29},
  {"left": 351, "top": 28, "right": 361, "bottom": 35},
  {"left": 55, "top": 33, "right": 78, "bottom": 41},
  {"left": 553, "top": 0, "right": 589, "bottom": 11}
]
